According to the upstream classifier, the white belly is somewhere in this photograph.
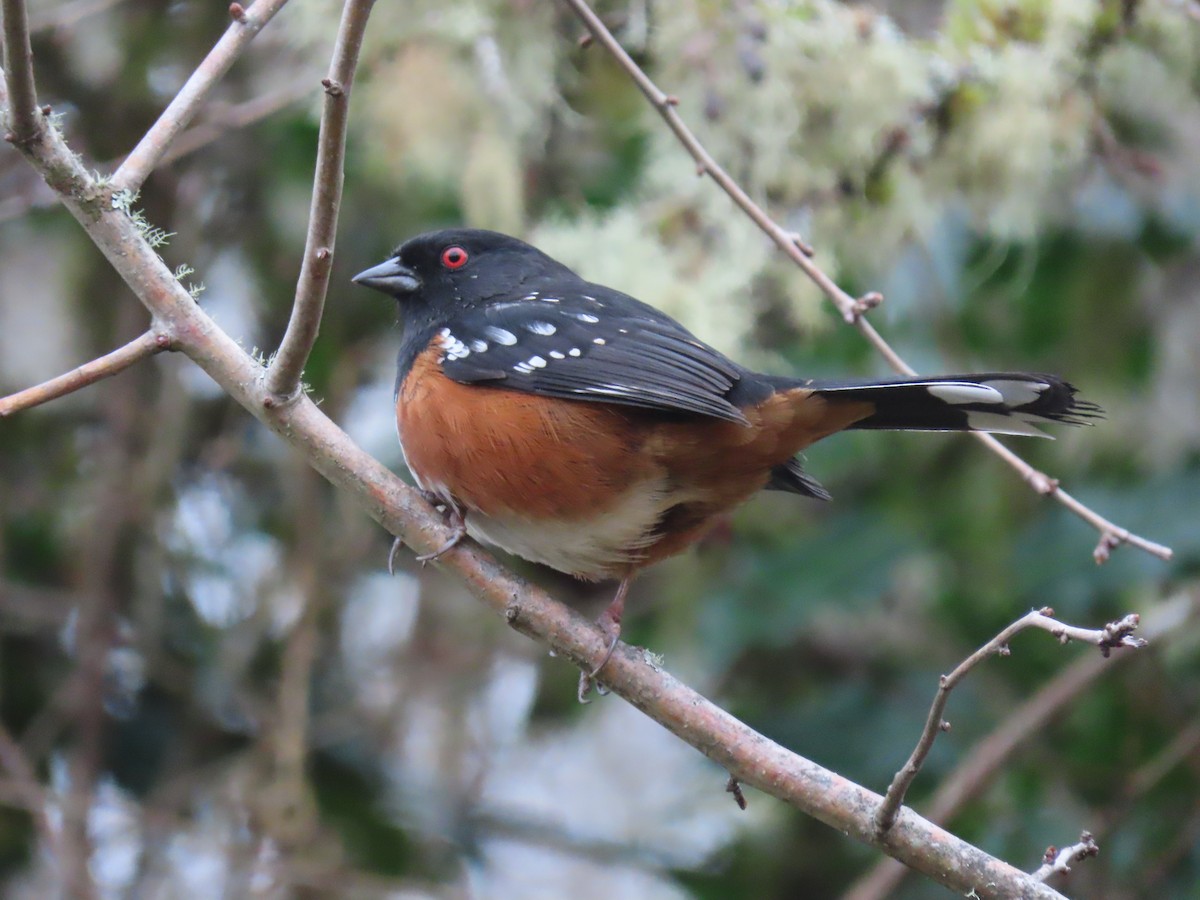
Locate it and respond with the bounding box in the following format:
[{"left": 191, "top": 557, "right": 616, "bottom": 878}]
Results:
[{"left": 462, "top": 477, "right": 673, "bottom": 578}]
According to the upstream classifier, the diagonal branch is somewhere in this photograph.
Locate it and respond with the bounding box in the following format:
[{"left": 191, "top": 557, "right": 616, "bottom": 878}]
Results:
[
  {"left": 264, "top": 0, "right": 375, "bottom": 398},
  {"left": 873, "top": 608, "right": 1146, "bottom": 837},
  {"left": 0, "top": 329, "right": 168, "bottom": 417},
  {"left": 559, "top": 0, "right": 1173, "bottom": 565},
  {"left": 8, "top": 100, "right": 1068, "bottom": 900},
  {"left": 109, "top": 0, "right": 291, "bottom": 194},
  {"left": 1, "top": 0, "right": 42, "bottom": 143}
]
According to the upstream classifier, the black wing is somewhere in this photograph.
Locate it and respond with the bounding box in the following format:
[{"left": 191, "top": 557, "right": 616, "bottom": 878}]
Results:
[{"left": 433, "top": 287, "right": 751, "bottom": 424}]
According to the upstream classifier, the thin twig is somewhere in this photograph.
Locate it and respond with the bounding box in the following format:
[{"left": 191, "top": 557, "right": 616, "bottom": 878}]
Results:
[
  {"left": 1, "top": 0, "right": 43, "bottom": 143},
  {"left": 973, "top": 434, "right": 1173, "bottom": 562},
  {"left": 843, "top": 592, "right": 1196, "bottom": 900},
  {"left": 559, "top": 0, "right": 1174, "bottom": 564},
  {"left": 264, "top": 0, "right": 375, "bottom": 398},
  {"left": 873, "top": 608, "right": 1146, "bottom": 837},
  {"left": 1031, "top": 831, "right": 1099, "bottom": 882},
  {"left": 0, "top": 329, "right": 168, "bottom": 417},
  {"left": 110, "top": 0, "right": 291, "bottom": 193}
]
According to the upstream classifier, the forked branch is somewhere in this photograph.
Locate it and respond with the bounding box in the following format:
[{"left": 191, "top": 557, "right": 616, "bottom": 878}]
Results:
[{"left": 874, "top": 608, "right": 1146, "bottom": 836}]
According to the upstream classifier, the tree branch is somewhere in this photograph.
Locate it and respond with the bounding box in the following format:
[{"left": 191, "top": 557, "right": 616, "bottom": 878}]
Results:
[
  {"left": 1, "top": 0, "right": 42, "bottom": 144},
  {"left": 5, "top": 107, "right": 1071, "bottom": 900},
  {"left": 559, "top": 0, "right": 1174, "bottom": 564},
  {"left": 109, "top": 0, "right": 291, "bottom": 194},
  {"left": 873, "top": 608, "right": 1146, "bottom": 837},
  {"left": 0, "top": 329, "right": 168, "bottom": 417},
  {"left": 264, "top": 0, "right": 375, "bottom": 398},
  {"left": 844, "top": 592, "right": 1196, "bottom": 900}
]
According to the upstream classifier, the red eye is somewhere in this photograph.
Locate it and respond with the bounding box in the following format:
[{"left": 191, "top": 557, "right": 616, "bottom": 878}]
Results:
[{"left": 441, "top": 246, "right": 468, "bottom": 270}]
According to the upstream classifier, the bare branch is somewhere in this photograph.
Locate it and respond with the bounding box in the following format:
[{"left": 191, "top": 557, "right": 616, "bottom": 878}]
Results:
[
  {"left": 265, "top": 0, "right": 376, "bottom": 399},
  {"left": 873, "top": 608, "right": 1147, "bottom": 837},
  {"left": 1, "top": 0, "right": 43, "bottom": 144},
  {"left": 0, "top": 329, "right": 168, "bottom": 417},
  {"left": 110, "top": 0, "right": 291, "bottom": 194},
  {"left": 844, "top": 593, "right": 1196, "bottom": 900},
  {"left": 1031, "top": 831, "right": 1099, "bottom": 882},
  {"left": 7, "top": 110, "right": 1069, "bottom": 900},
  {"left": 974, "top": 434, "right": 1174, "bottom": 562},
  {"left": 560, "top": 0, "right": 1174, "bottom": 564}
]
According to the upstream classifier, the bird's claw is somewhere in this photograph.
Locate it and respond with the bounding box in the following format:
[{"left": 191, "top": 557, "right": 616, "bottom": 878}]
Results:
[
  {"left": 414, "top": 518, "right": 466, "bottom": 564},
  {"left": 387, "top": 537, "right": 404, "bottom": 576},
  {"left": 576, "top": 614, "right": 623, "bottom": 702}
]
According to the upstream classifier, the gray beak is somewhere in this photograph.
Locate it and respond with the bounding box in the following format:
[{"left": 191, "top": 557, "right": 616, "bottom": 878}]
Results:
[{"left": 352, "top": 258, "right": 422, "bottom": 294}]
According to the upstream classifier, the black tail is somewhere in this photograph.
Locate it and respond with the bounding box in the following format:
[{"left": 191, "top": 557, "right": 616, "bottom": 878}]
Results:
[{"left": 811, "top": 373, "right": 1102, "bottom": 438}]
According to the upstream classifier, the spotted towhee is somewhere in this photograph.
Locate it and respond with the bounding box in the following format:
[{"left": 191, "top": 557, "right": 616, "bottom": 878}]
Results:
[{"left": 354, "top": 228, "right": 1099, "bottom": 696}]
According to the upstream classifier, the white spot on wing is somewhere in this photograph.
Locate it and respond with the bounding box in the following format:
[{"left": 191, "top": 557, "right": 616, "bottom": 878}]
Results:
[
  {"left": 572, "top": 312, "right": 600, "bottom": 324},
  {"left": 528, "top": 355, "right": 547, "bottom": 368},
  {"left": 568, "top": 348, "right": 581, "bottom": 357},
  {"left": 437, "top": 329, "right": 470, "bottom": 360},
  {"left": 525, "top": 321, "right": 556, "bottom": 336},
  {"left": 484, "top": 326, "right": 518, "bottom": 346},
  {"left": 469, "top": 339, "right": 488, "bottom": 353},
  {"left": 593, "top": 338, "right": 606, "bottom": 345},
  {"left": 927, "top": 383, "right": 1004, "bottom": 405},
  {"left": 549, "top": 350, "right": 565, "bottom": 359}
]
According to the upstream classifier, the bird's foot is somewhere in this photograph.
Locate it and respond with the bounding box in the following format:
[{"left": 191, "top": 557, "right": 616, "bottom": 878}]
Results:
[
  {"left": 577, "top": 578, "right": 631, "bottom": 703},
  {"left": 388, "top": 493, "right": 467, "bottom": 573},
  {"left": 415, "top": 507, "right": 466, "bottom": 565}
]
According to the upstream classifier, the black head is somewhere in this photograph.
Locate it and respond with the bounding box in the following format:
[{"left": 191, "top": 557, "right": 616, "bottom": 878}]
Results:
[{"left": 352, "top": 229, "right": 577, "bottom": 313}]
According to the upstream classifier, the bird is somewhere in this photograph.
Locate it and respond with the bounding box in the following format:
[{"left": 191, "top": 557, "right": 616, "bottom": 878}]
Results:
[{"left": 352, "top": 228, "right": 1100, "bottom": 699}]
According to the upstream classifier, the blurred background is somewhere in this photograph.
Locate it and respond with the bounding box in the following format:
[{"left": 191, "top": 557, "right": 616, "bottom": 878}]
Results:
[{"left": 1, "top": 0, "right": 1198, "bottom": 897}]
